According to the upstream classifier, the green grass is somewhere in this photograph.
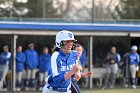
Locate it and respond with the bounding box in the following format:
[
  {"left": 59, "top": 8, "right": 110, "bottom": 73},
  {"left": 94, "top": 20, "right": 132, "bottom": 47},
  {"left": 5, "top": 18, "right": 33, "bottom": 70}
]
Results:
[
  {"left": 4, "top": 88, "right": 139, "bottom": 93},
  {"left": 81, "top": 88, "right": 140, "bottom": 93}
]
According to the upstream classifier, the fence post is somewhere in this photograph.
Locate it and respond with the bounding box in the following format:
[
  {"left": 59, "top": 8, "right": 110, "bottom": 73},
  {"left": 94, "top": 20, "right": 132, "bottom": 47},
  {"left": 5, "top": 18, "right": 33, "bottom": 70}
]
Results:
[
  {"left": 11, "top": 34, "right": 18, "bottom": 91},
  {"left": 89, "top": 36, "right": 93, "bottom": 88}
]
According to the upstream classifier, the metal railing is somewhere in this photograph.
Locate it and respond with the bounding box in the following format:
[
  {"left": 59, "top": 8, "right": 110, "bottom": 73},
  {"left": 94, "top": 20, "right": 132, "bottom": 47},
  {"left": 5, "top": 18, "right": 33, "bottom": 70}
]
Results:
[{"left": 1, "top": 17, "right": 140, "bottom": 24}]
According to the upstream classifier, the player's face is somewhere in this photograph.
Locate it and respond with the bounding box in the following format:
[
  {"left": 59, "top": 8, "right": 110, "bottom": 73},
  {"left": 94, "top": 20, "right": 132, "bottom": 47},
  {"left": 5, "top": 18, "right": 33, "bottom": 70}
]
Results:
[
  {"left": 76, "top": 46, "right": 83, "bottom": 58},
  {"left": 43, "top": 48, "right": 48, "bottom": 54},
  {"left": 29, "top": 46, "right": 34, "bottom": 50},
  {"left": 62, "top": 40, "right": 73, "bottom": 53},
  {"left": 132, "top": 50, "right": 137, "bottom": 53},
  {"left": 3, "top": 48, "right": 8, "bottom": 52},
  {"left": 111, "top": 47, "right": 116, "bottom": 54},
  {"left": 17, "top": 46, "right": 22, "bottom": 52}
]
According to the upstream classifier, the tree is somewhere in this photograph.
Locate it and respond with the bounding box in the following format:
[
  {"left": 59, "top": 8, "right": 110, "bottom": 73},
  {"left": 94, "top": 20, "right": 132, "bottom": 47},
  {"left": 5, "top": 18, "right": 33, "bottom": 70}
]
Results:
[
  {"left": 0, "top": 0, "right": 69, "bottom": 19},
  {"left": 0, "top": 0, "right": 28, "bottom": 18},
  {"left": 113, "top": 0, "right": 140, "bottom": 19}
]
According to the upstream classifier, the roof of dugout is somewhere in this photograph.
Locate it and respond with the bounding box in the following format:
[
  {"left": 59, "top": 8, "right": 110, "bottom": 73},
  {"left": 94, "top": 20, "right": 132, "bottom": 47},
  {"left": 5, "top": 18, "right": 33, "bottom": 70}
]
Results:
[{"left": 0, "top": 22, "right": 140, "bottom": 36}]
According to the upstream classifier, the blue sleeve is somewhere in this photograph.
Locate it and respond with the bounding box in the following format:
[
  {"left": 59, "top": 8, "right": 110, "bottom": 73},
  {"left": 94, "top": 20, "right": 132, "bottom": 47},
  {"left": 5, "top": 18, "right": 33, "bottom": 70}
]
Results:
[
  {"left": 35, "top": 51, "right": 39, "bottom": 65},
  {"left": 23, "top": 53, "right": 26, "bottom": 63},
  {"left": 116, "top": 54, "right": 121, "bottom": 63},
  {"left": 0, "top": 56, "right": 4, "bottom": 64},
  {"left": 3, "top": 53, "right": 11, "bottom": 62},
  {"left": 16, "top": 55, "right": 21, "bottom": 62},
  {"left": 80, "top": 52, "right": 86, "bottom": 67},
  {"left": 52, "top": 74, "right": 65, "bottom": 83},
  {"left": 39, "top": 54, "right": 42, "bottom": 66},
  {"left": 48, "top": 54, "right": 51, "bottom": 70},
  {"left": 24, "top": 51, "right": 31, "bottom": 67},
  {"left": 24, "top": 51, "right": 28, "bottom": 62},
  {"left": 3, "top": 58, "right": 9, "bottom": 62},
  {"left": 16, "top": 53, "right": 26, "bottom": 63},
  {"left": 136, "top": 54, "right": 140, "bottom": 64}
]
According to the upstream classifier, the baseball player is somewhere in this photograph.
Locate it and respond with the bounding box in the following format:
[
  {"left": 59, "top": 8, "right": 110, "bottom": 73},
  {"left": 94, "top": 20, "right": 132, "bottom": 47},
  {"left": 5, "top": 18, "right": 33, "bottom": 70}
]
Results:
[
  {"left": 42, "top": 30, "right": 81, "bottom": 93},
  {"left": 24, "top": 43, "right": 39, "bottom": 91},
  {"left": 16, "top": 45, "right": 26, "bottom": 91},
  {"left": 0, "top": 45, "right": 11, "bottom": 91},
  {"left": 71, "top": 44, "right": 92, "bottom": 93},
  {"left": 75, "top": 44, "right": 86, "bottom": 68},
  {"left": 39, "top": 47, "right": 51, "bottom": 91},
  {"left": 123, "top": 45, "right": 139, "bottom": 89},
  {"left": 103, "top": 46, "right": 121, "bottom": 88}
]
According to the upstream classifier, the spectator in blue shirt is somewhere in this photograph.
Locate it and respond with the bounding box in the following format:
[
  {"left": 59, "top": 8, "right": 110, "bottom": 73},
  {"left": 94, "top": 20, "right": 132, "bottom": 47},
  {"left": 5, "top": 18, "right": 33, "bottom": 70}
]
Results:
[
  {"left": 24, "top": 43, "right": 39, "bottom": 91},
  {"left": 0, "top": 45, "right": 11, "bottom": 90},
  {"left": 71, "top": 44, "right": 92, "bottom": 93},
  {"left": 16, "top": 45, "right": 26, "bottom": 91},
  {"left": 75, "top": 44, "right": 86, "bottom": 68},
  {"left": 39, "top": 47, "right": 51, "bottom": 90}
]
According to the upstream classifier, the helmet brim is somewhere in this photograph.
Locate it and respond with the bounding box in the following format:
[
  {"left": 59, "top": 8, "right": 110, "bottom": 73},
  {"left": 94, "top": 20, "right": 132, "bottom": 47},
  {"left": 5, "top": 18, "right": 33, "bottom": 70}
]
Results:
[{"left": 63, "top": 39, "right": 77, "bottom": 42}]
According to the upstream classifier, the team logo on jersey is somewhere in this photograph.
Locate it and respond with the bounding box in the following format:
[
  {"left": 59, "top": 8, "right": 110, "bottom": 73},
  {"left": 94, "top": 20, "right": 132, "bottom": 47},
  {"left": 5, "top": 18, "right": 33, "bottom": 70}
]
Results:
[{"left": 61, "top": 64, "right": 74, "bottom": 71}]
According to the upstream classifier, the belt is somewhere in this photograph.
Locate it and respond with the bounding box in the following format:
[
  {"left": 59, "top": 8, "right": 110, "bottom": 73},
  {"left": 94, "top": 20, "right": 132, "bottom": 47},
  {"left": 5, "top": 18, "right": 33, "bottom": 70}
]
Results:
[{"left": 47, "top": 86, "right": 71, "bottom": 92}]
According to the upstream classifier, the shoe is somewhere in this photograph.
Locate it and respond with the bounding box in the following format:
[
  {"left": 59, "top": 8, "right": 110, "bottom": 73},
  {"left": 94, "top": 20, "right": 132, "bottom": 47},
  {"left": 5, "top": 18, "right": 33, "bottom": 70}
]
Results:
[
  {"left": 32, "top": 88, "right": 36, "bottom": 91},
  {"left": 102, "top": 86, "right": 106, "bottom": 89},
  {"left": 132, "top": 85, "right": 136, "bottom": 89},
  {"left": 109, "top": 86, "right": 115, "bottom": 89},
  {"left": 25, "top": 87, "right": 29, "bottom": 91},
  {"left": 124, "top": 84, "right": 128, "bottom": 88},
  {"left": 3, "top": 88, "right": 7, "bottom": 91},
  {"left": 39, "top": 87, "right": 43, "bottom": 91},
  {"left": 16, "top": 88, "right": 21, "bottom": 91}
]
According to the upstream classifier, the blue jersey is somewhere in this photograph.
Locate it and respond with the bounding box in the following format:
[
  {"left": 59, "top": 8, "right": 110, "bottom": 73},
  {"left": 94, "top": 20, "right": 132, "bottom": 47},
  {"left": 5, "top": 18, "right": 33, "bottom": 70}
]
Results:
[
  {"left": 48, "top": 49, "right": 77, "bottom": 89},
  {"left": 39, "top": 53, "right": 51, "bottom": 73},
  {"left": 0, "top": 52, "right": 11, "bottom": 65},
  {"left": 79, "top": 52, "right": 86, "bottom": 67},
  {"left": 129, "top": 52, "right": 139, "bottom": 65},
  {"left": 115, "top": 53, "right": 121, "bottom": 63},
  {"left": 25, "top": 49, "right": 39, "bottom": 69},
  {"left": 16, "top": 52, "right": 26, "bottom": 72}
]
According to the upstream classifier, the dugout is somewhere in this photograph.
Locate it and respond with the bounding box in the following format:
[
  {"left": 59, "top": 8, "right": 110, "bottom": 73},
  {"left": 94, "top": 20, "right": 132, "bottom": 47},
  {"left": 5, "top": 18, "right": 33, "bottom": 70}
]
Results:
[{"left": 0, "top": 22, "right": 140, "bottom": 90}]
